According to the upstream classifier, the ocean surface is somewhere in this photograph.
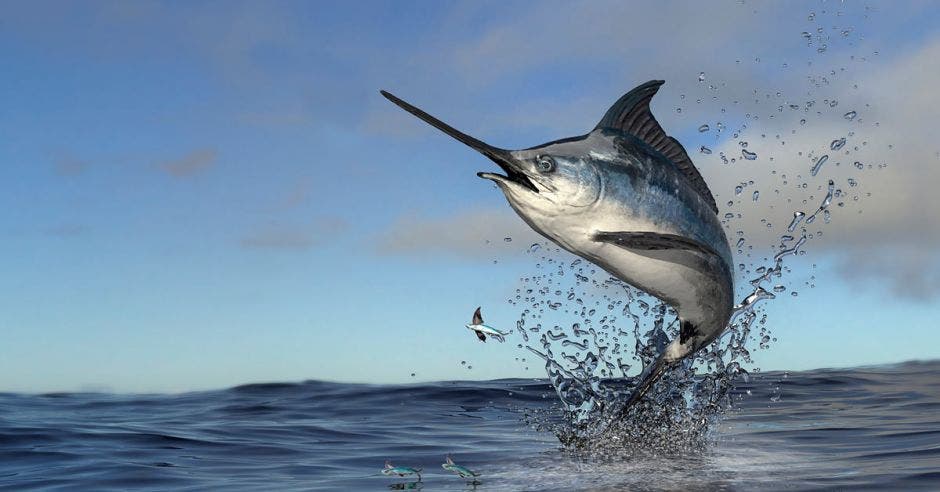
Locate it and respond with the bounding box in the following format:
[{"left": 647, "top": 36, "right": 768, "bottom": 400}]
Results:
[{"left": 2, "top": 361, "right": 938, "bottom": 491}]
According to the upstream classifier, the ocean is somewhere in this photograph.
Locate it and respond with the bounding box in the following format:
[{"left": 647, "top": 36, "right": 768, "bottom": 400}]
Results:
[{"left": 2, "top": 361, "right": 938, "bottom": 491}]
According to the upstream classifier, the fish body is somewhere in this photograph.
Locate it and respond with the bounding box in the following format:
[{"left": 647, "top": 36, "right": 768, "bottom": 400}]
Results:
[
  {"left": 442, "top": 456, "right": 479, "bottom": 478},
  {"left": 382, "top": 81, "right": 734, "bottom": 413},
  {"left": 382, "top": 461, "right": 422, "bottom": 480},
  {"left": 465, "top": 307, "right": 507, "bottom": 343}
]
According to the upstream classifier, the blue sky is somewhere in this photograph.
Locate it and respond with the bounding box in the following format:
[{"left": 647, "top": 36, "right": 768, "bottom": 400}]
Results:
[{"left": 2, "top": 1, "right": 939, "bottom": 393}]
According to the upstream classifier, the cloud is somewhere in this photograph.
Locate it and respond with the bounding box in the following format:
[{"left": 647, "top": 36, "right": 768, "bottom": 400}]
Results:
[
  {"left": 377, "top": 208, "right": 542, "bottom": 259},
  {"left": 835, "top": 245, "right": 940, "bottom": 301},
  {"left": 239, "top": 217, "right": 348, "bottom": 251},
  {"left": 53, "top": 154, "right": 89, "bottom": 177},
  {"left": 45, "top": 224, "right": 89, "bottom": 238},
  {"left": 159, "top": 149, "right": 217, "bottom": 178}
]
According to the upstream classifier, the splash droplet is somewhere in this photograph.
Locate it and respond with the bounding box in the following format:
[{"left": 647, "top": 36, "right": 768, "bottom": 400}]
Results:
[
  {"left": 698, "top": 124, "right": 710, "bottom": 132},
  {"left": 503, "top": 237, "right": 512, "bottom": 242},
  {"left": 811, "top": 154, "right": 829, "bottom": 176},
  {"left": 700, "top": 146, "right": 712, "bottom": 155},
  {"left": 752, "top": 190, "right": 760, "bottom": 201},
  {"left": 527, "top": 243, "right": 541, "bottom": 253},
  {"left": 698, "top": 71, "right": 706, "bottom": 82},
  {"left": 787, "top": 211, "right": 806, "bottom": 232},
  {"left": 742, "top": 149, "right": 757, "bottom": 160},
  {"left": 830, "top": 137, "right": 846, "bottom": 151},
  {"left": 844, "top": 111, "right": 857, "bottom": 120}
]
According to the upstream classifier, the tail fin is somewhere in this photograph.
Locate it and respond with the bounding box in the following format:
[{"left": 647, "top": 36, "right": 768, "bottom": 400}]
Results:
[{"left": 616, "top": 356, "right": 675, "bottom": 419}]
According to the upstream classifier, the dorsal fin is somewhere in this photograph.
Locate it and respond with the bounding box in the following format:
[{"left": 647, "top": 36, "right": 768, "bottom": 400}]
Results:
[
  {"left": 472, "top": 307, "right": 483, "bottom": 325},
  {"left": 595, "top": 81, "right": 718, "bottom": 214}
]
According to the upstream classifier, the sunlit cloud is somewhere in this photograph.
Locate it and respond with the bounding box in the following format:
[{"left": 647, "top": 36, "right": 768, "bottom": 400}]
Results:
[{"left": 159, "top": 149, "right": 217, "bottom": 178}]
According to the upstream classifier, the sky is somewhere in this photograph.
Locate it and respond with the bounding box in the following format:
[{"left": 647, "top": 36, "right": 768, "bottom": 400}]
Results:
[{"left": 2, "top": 0, "right": 939, "bottom": 393}]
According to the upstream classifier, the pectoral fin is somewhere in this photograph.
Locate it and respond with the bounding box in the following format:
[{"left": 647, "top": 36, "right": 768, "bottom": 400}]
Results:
[
  {"left": 475, "top": 331, "right": 486, "bottom": 342},
  {"left": 593, "top": 231, "right": 722, "bottom": 273},
  {"left": 593, "top": 231, "right": 718, "bottom": 256}
]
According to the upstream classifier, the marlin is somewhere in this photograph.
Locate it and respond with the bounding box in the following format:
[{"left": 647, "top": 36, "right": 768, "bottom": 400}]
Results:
[
  {"left": 441, "top": 455, "right": 480, "bottom": 479},
  {"left": 465, "top": 307, "right": 508, "bottom": 343},
  {"left": 381, "top": 81, "right": 734, "bottom": 416},
  {"left": 382, "top": 460, "right": 422, "bottom": 480}
]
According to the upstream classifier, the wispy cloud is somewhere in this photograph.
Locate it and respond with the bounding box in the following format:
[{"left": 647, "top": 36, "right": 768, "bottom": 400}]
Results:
[
  {"left": 159, "top": 149, "right": 217, "bottom": 178},
  {"left": 835, "top": 245, "right": 940, "bottom": 301},
  {"left": 52, "top": 154, "right": 89, "bottom": 177},
  {"left": 376, "top": 208, "right": 541, "bottom": 259},
  {"left": 240, "top": 217, "right": 348, "bottom": 251},
  {"left": 45, "top": 223, "right": 90, "bottom": 238}
]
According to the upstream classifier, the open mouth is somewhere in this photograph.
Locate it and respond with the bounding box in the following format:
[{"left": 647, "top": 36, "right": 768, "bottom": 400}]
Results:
[
  {"left": 380, "top": 90, "right": 538, "bottom": 193},
  {"left": 477, "top": 169, "right": 538, "bottom": 193}
]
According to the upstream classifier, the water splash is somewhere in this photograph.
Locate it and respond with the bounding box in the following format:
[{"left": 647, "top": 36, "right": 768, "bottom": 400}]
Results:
[{"left": 495, "top": 4, "right": 878, "bottom": 456}]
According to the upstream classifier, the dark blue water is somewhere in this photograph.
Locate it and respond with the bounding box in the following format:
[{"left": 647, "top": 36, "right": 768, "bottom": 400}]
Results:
[{"left": 2, "top": 361, "right": 938, "bottom": 491}]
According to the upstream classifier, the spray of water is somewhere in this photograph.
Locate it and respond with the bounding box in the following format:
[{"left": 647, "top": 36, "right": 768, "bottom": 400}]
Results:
[{"left": 498, "top": 5, "right": 882, "bottom": 454}]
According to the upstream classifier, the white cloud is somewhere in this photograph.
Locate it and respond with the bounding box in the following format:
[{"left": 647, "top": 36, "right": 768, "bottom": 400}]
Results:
[
  {"left": 240, "top": 217, "right": 348, "bottom": 251},
  {"left": 159, "top": 149, "right": 217, "bottom": 178},
  {"left": 376, "top": 208, "right": 542, "bottom": 259}
]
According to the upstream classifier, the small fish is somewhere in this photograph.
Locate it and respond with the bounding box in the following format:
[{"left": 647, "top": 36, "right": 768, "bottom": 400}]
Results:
[
  {"left": 382, "top": 460, "right": 422, "bottom": 480},
  {"left": 442, "top": 455, "right": 479, "bottom": 478},
  {"left": 466, "top": 307, "right": 507, "bottom": 343}
]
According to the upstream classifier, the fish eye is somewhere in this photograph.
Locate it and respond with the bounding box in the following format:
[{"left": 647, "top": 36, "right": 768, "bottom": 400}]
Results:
[{"left": 536, "top": 155, "right": 556, "bottom": 173}]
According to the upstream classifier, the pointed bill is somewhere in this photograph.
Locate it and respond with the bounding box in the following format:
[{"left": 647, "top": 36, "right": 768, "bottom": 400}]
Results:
[{"left": 380, "top": 90, "right": 537, "bottom": 192}]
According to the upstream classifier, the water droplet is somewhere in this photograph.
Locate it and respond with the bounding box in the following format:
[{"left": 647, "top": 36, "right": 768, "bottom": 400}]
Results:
[
  {"left": 800, "top": 118, "right": 806, "bottom": 125},
  {"left": 735, "top": 185, "right": 743, "bottom": 195},
  {"left": 411, "top": 373, "right": 416, "bottom": 377},
  {"left": 700, "top": 146, "right": 712, "bottom": 155},
  {"left": 854, "top": 161, "right": 864, "bottom": 170},
  {"left": 698, "top": 71, "right": 706, "bottom": 82},
  {"left": 811, "top": 154, "right": 828, "bottom": 176},
  {"left": 503, "top": 237, "right": 512, "bottom": 242},
  {"left": 527, "top": 243, "right": 541, "bottom": 253},
  {"left": 773, "top": 285, "right": 786, "bottom": 293},
  {"left": 830, "top": 137, "right": 846, "bottom": 151},
  {"left": 844, "top": 111, "right": 857, "bottom": 120},
  {"left": 752, "top": 190, "right": 760, "bottom": 201},
  {"left": 787, "top": 211, "right": 806, "bottom": 232},
  {"left": 742, "top": 149, "right": 758, "bottom": 160},
  {"left": 698, "top": 124, "right": 710, "bottom": 132}
]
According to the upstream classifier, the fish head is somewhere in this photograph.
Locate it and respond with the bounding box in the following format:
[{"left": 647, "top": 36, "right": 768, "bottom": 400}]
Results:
[{"left": 479, "top": 144, "right": 602, "bottom": 209}]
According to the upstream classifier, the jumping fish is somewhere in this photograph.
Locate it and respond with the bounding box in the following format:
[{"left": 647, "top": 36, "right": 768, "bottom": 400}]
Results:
[
  {"left": 381, "top": 81, "right": 734, "bottom": 415},
  {"left": 441, "top": 455, "right": 479, "bottom": 479},
  {"left": 465, "top": 307, "right": 508, "bottom": 343},
  {"left": 382, "top": 460, "right": 422, "bottom": 480}
]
